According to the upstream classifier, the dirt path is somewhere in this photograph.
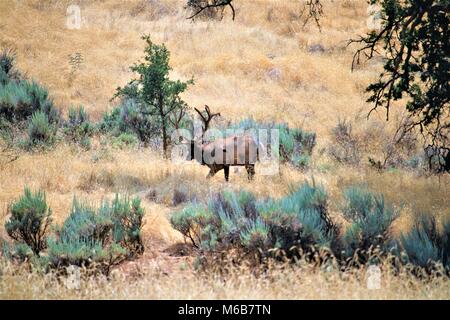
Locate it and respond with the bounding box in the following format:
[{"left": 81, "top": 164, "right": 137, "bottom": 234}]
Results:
[{"left": 115, "top": 237, "right": 194, "bottom": 278}]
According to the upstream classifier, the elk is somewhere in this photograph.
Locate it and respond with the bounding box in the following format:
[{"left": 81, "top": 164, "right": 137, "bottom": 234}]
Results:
[{"left": 187, "top": 105, "right": 260, "bottom": 181}]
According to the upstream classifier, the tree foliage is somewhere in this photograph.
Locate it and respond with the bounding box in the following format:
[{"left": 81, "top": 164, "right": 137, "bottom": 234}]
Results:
[
  {"left": 114, "top": 36, "right": 192, "bottom": 158},
  {"left": 350, "top": 0, "right": 449, "bottom": 155}
]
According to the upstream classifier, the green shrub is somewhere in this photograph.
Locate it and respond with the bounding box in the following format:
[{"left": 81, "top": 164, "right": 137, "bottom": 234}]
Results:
[
  {"left": 99, "top": 195, "right": 145, "bottom": 257},
  {"left": 0, "top": 79, "right": 60, "bottom": 124},
  {"left": 171, "top": 190, "right": 262, "bottom": 253},
  {"left": 170, "top": 202, "right": 214, "bottom": 249},
  {"left": 63, "top": 105, "right": 94, "bottom": 148},
  {"left": 99, "top": 98, "right": 159, "bottom": 144},
  {"left": 0, "top": 48, "right": 21, "bottom": 84},
  {"left": 47, "top": 199, "right": 126, "bottom": 272},
  {"left": 111, "top": 132, "right": 139, "bottom": 149},
  {"left": 23, "top": 81, "right": 60, "bottom": 124},
  {"left": 228, "top": 118, "right": 316, "bottom": 168},
  {"left": 0, "top": 48, "right": 60, "bottom": 125},
  {"left": 27, "top": 111, "right": 56, "bottom": 146},
  {"left": 171, "top": 182, "right": 338, "bottom": 262},
  {"left": 46, "top": 194, "right": 144, "bottom": 273},
  {"left": 1, "top": 241, "right": 34, "bottom": 263},
  {"left": 399, "top": 215, "right": 450, "bottom": 272},
  {"left": 260, "top": 181, "right": 339, "bottom": 255},
  {"left": 341, "top": 186, "right": 398, "bottom": 262},
  {"left": 5, "top": 188, "right": 52, "bottom": 255}
]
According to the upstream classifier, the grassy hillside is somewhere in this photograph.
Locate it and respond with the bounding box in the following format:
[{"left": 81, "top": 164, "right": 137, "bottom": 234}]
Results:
[{"left": 0, "top": 0, "right": 449, "bottom": 299}]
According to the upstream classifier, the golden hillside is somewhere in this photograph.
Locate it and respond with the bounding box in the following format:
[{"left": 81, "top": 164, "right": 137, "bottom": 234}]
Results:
[{"left": 0, "top": 0, "right": 449, "bottom": 299}]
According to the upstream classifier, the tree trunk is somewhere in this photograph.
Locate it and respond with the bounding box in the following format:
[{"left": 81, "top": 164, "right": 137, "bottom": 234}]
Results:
[
  {"left": 158, "top": 93, "right": 168, "bottom": 159},
  {"left": 161, "top": 116, "right": 168, "bottom": 159}
]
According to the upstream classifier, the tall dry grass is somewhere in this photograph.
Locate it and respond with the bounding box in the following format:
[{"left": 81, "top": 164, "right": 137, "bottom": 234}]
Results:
[
  {"left": 1, "top": 257, "right": 449, "bottom": 300},
  {"left": 0, "top": 0, "right": 389, "bottom": 142},
  {"left": 0, "top": 0, "right": 449, "bottom": 300}
]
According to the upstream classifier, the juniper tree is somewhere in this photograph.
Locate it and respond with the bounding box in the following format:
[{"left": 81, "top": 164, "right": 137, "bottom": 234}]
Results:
[
  {"left": 350, "top": 0, "right": 449, "bottom": 165},
  {"left": 114, "top": 36, "right": 193, "bottom": 158}
]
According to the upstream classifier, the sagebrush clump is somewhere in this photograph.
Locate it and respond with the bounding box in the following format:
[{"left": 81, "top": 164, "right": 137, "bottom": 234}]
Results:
[
  {"left": 3, "top": 190, "right": 145, "bottom": 274},
  {"left": 47, "top": 199, "right": 126, "bottom": 272},
  {"left": 171, "top": 182, "right": 448, "bottom": 274},
  {"left": 399, "top": 215, "right": 450, "bottom": 274},
  {"left": 100, "top": 194, "right": 145, "bottom": 257},
  {"left": 0, "top": 48, "right": 21, "bottom": 83},
  {"left": 100, "top": 98, "right": 158, "bottom": 145},
  {"left": 5, "top": 188, "right": 52, "bottom": 255},
  {"left": 63, "top": 105, "right": 94, "bottom": 148},
  {"left": 340, "top": 186, "right": 398, "bottom": 264},
  {"left": 171, "top": 182, "right": 338, "bottom": 262},
  {"left": 27, "top": 111, "right": 56, "bottom": 147},
  {"left": 0, "top": 74, "right": 60, "bottom": 125},
  {"left": 46, "top": 195, "right": 145, "bottom": 272}
]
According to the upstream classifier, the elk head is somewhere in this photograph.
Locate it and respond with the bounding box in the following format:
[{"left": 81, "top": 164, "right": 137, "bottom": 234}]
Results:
[
  {"left": 194, "top": 105, "right": 221, "bottom": 140},
  {"left": 183, "top": 105, "right": 220, "bottom": 163}
]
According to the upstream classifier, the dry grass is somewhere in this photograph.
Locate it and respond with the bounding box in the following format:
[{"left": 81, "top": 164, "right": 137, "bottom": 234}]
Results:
[
  {"left": 0, "top": 0, "right": 449, "bottom": 300},
  {"left": 1, "top": 257, "right": 449, "bottom": 300},
  {"left": 0, "top": 0, "right": 388, "bottom": 142}
]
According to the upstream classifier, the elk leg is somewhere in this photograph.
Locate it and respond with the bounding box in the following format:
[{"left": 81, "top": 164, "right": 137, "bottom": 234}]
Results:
[
  {"left": 245, "top": 164, "right": 255, "bottom": 180},
  {"left": 206, "top": 168, "right": 216, "bottom": 179},
  {"left": 224, "top": 165, "right": 230, "bottom": 182}
]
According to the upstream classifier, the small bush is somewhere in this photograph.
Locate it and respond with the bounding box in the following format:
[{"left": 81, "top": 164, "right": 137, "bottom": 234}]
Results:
[
  {"left": 0, "top": 79, "right": 60, "bottom": 124},
  {"left": 47, "top": 199, "right": 126, "bottom": 272},
  {"left": 46, "top": 194, "right": 145, "bottom": 273},
  {"left": 27, "top": 111, "right": 56, "bottom": 146},
  {"left": 0, "top": 48, "right": 21, "bottom": 84},
  {"left": 111, "top": 132, "right": 139, "bottom": 149},
  {"left": 63, "top": 105, "right": 94, "bottom": 147},
  {"left": 5, "top": 188, "right": 52, "bottom": 255},
  {"left": 399, "top": 215, "right": 449, "bottom": 273},
  {"left": 0, "top": 49, "right": 60, "bottom": 128},
  {"left": 171, "top": 182, "right": 338, "bottom": 262},
  {"left": 1, "top": 242, "right": 34, "bottom": 263},
  {"left": 340, "top": 186, "right": 398, "bottom": 262},
  {"left": 261, "top": 181, "right": 339, "bottom": 255},
  {"left": 171, "top": 190, "right": 261, "bottom": 253},
  {"left": 99, "top": 195, "right": 145, "bottom": 257},
  {"left": 329, "top": 119, "right": 361, "bottom": 165},
  {"left": 100, "top": 98, "right": 159, "bottom": 144}
]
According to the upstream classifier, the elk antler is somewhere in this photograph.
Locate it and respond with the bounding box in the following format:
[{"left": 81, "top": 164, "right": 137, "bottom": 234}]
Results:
[{"left": 194, "top": 105, "right": 221, "bottom": 133}]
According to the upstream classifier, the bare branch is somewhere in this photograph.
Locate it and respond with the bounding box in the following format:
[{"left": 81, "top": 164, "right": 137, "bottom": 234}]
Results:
[
  {"left": 187, "top": 0, "right": 235, "bottom": 21},
  {"left": 299, "top": 0, "right": 324, "bottom": 31}
]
